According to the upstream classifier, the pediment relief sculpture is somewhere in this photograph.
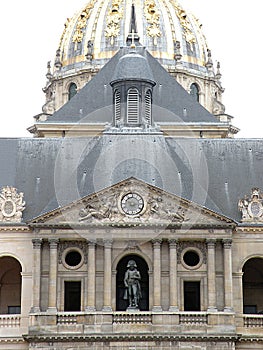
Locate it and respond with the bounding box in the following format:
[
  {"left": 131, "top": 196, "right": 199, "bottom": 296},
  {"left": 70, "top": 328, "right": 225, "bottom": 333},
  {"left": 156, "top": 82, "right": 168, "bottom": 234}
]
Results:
[
  {"left": 0, "top": 186, "right": 25, "bottom": 223},
  {"left": 238, "top": 188, "right": 263, "bottom": 222},
  {"left": 78, "top": 185, "right": 189, "bottom": 225},
  {"left": 31, "top": 179, "right": 233, "bottom": 226}
]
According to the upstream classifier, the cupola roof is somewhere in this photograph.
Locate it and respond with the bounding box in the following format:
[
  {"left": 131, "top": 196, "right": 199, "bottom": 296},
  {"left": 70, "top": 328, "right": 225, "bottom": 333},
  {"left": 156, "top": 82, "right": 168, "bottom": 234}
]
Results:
[{"left": 111, "top": 51, "right": 155, "bottom": 85}]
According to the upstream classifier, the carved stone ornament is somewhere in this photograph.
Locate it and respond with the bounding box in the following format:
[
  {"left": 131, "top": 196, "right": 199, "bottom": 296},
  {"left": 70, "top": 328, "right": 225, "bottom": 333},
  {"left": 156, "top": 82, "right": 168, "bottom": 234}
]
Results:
[
  {"left": 238, "top": 188, "right": 263, "bottom": 222},
  {"left": 0, "top": 186, "right": 25, "bottom": 223}
]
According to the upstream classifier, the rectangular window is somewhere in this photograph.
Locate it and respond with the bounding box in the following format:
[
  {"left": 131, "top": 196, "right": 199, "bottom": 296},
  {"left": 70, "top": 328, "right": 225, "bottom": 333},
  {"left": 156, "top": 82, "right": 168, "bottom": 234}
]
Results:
[
  {"left": 184, "top": 281, "right": 200, "bottom": 311},
  {"left": 8, "top": 306, "right": 21, "bottom": 314},
  {"left": 64, "top": 281, "right": 81, "bottom": 312},
  {"left": 244, "top": 305, "right": 257, "bottom": 314}
]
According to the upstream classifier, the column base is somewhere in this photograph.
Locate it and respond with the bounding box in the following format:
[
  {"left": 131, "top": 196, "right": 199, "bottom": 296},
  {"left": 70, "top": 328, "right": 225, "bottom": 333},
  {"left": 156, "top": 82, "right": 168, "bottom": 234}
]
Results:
[
  {"left": 102, "top": 306, "right": 112, "bottom": 312},
  {"left": 85, "top": 306, "right": 96, "bottom": 312},
  {"left": 47, "top": 307, "right": 57, "bottom": 314},
  {"left": 168, "top": 306, "right": 179, "bottom": 312},
  {"left": 152, "top": 306, "right": 163, "bottom": 312},
  {"left": 207, "top": 306, "right": 218, "bottom": 312},
  {"left": 30, "top": 306, "right": 41, "bottom": 313},
  {"left": 224, "top": 306, "right": 234, "bottom": 312}
]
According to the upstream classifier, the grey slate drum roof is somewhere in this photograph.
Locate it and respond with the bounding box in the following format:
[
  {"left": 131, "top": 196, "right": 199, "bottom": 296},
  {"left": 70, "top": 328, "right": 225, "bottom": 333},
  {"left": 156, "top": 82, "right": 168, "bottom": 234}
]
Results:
[
  {"left": 0, "top": 136, "right": 262, "bottom": 223},
  {"left": 45, "top": 47, "right": 220, "bottom": 125}
]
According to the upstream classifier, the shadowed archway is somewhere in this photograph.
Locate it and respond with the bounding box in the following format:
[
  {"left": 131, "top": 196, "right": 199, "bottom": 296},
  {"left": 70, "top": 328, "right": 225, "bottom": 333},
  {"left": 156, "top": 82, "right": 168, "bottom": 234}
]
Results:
[{"left": 116, "top": 254, "right": 149, "bottom": 311}]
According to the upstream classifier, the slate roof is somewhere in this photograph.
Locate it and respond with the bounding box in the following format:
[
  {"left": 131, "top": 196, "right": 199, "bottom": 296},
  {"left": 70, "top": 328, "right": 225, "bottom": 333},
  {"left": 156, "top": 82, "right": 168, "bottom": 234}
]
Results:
[
  {"left": 44, "top": 47, "right": 221, "bottom": 125},
  {"left": 1, "top": 136, "right": 262, "bottom": 223}
]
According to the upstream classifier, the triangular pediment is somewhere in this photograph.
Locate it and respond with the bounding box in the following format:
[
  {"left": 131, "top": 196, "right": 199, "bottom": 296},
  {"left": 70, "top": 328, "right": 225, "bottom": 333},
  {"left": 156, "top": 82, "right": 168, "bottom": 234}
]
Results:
[{"left": 30, "top": 178, "right": 234, "bottom": 228}]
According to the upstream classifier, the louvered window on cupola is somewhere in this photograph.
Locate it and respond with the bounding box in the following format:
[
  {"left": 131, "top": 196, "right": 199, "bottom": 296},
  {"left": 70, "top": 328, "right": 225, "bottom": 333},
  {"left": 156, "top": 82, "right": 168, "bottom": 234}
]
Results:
[
  {"left": 145, "top": 90, "right": 152, "bottom": 124},
  {"left": 127, "top": 88, "right": 139, "bottom": 124},
  {"left": 114, "top": 90, "right": 121, "bottom": 123}
]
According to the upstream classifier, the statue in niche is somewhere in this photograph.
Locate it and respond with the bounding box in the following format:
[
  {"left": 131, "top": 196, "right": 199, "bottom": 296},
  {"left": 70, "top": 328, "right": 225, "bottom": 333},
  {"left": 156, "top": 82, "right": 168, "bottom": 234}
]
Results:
[{"left": 123, "top": 260, "right": 142, "bottom": 309}]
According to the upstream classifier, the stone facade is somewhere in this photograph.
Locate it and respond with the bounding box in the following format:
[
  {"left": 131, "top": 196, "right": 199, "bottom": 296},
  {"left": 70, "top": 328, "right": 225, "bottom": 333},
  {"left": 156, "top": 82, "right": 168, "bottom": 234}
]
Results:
[{"left": 0, "top": 180, "right": 263, "bottom": 349}]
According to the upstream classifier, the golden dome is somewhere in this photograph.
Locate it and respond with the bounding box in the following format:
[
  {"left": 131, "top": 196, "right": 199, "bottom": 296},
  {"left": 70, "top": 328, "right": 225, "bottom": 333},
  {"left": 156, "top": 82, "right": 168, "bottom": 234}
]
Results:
[{"left": 58, "top": 0, "right": 210, "bottom": 76}]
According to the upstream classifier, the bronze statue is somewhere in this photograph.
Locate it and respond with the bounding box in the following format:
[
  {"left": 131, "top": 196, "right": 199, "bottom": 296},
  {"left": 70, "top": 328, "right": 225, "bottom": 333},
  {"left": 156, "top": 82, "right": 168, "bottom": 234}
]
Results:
[{"left": 124, "top": 260, "right": 142, "bottom": 308}]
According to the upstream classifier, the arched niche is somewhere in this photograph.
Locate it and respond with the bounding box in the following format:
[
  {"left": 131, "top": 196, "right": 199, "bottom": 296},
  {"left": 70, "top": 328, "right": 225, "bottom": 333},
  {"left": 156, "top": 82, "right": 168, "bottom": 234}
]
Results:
[
  {"left": 243, "top": 257, "right": 263, "bottom": 314},
  {"left": 0, "top": 256, "right": 22, "bottom": 314},
  {"left": 116, "top": 254, "right": 149, "bottom": 311},
  {"left": 68, "top": 82, "right": 77, "bottom": 101},
  {"left": 190, "top": 83, "right": 200, "bottom": 102}
]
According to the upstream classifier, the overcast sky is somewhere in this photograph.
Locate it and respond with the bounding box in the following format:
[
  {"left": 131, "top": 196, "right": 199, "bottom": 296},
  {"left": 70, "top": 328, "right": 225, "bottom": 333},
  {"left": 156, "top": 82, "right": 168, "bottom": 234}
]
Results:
[{"left": 0, "top": 0, "right": 261, "bottom": 138}]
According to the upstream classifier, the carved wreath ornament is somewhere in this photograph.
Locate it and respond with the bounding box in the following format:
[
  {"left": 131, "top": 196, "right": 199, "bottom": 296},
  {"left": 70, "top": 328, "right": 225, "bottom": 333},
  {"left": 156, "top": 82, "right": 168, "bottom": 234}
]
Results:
[
  {"left": 0, "top": 186, "right": 25, "bottom": 222},
  {"left": 238, "top": 188, "right": 263, "bottom": 222}
]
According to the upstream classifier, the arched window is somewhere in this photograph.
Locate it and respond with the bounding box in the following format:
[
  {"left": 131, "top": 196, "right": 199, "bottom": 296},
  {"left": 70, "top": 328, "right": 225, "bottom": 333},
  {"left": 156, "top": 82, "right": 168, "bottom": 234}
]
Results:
[
  {"left": 116, "top": 254, "right": 149, "bottom": 311},
  {"left": 127, "top": 88, "right": 139, "bottom": 124},
  {"left": 145, "top": 90, "right": 152, "bottom": 124},
  {"left": 114, "top": 90, "right": 121, "bottom": 124},
  {"left": 190, "top": 83, "right": 200, "bottom": 102},
  {"left": 243, "top": 258, "right": 263, "bottom": 314},
  {"left": 0, "top": 257, "right": 22, "bottom": 314},
  {"left": 68, "top": 82, "right": 77, "bottom": 101}
]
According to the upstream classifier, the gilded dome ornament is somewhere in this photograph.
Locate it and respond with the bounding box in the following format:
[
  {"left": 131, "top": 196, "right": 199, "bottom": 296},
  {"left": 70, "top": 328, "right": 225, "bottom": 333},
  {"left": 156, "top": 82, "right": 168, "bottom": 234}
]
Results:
[
  {"left": 72, "top": 0, "right": 96, "bottom": 48},
  {"left": 144, "top": 0, "right": 162, "bottom": 45},
  {"left": 105, "top": 0, "right": 123, "bottom": 46},
  {"left": 170, "top": 0, "right": 196, "bottom": 48}
]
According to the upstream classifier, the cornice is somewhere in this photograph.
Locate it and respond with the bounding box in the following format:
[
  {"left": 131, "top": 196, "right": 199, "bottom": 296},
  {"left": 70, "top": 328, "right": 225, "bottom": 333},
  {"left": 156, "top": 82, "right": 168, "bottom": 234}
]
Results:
[
  {"left": 0, "top": 224, "right": 30, "bottom": 232},
  {"left": 23, "top": 333, "right": 239, "bottom": 343}
]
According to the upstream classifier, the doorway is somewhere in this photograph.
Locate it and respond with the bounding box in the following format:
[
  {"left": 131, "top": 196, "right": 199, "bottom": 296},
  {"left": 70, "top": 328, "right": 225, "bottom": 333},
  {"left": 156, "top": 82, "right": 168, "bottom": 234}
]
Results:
[
  {"left": 184, "top": 281, "right": 200, "bottom": 311},
  {"left": 64, "top": 281, "right": 81, "bottom": 311}
]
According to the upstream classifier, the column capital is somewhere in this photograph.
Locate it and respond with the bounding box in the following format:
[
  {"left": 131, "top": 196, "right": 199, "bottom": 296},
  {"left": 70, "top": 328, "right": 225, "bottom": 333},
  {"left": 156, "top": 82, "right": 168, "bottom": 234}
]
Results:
[
  {"left": 152, "top": 239, "right": 162, "bottom": 248},
  {"left": 32, "top": 238, "right": 42, "bottom": 249},
  {"left": 48, "top": 238, "right": 59, "bottom": 249},
  {"left": 88, "top": 239, "right": 96, "bottom": 248},
  {"left": 206, "top": 238, "right": 216, "bottom": 248},
  {"left": 222, "top": 238, "right": 232, "bottom": 248},
  {"left": 168, "top": 239, "right": 178, "bottom": 248},
  {"left": 103, "top": 239, "right": 113, "bottom": 248}
]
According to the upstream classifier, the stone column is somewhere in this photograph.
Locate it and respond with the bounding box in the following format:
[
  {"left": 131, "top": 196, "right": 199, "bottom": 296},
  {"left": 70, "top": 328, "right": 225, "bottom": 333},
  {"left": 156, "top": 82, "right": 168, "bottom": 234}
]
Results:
[
  {"left": 223, "top": 239, "right": 233, "bottom": 312},
  {"left": 206, "top": 239, "right": 217, "bottom": 312},
  {"left": 30, "top": 238, "right": 42, "bottom": 313},
  {"left": 47, "top": 238, "right": 59, "bottom": 313},
  {"left": 86, "top": 240, "right": 96, "bottom": 311},
  {"left": 102, "top": 240, "right": 113, "bottom": 311},
  {"left": 152, "top": 239, "right": 162, "bottom": 311},
  {"left": 168, "top": 239, "right": 178, "bottom": 311}
]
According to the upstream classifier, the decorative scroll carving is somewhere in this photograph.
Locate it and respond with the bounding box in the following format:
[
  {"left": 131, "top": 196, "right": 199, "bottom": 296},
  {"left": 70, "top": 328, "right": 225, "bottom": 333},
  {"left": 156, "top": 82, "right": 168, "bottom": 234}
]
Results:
[
  {"left": 72, "top": 1, "right": 96, "bottom": 48},
  {"left": 170, "top": 0, "right": 196, "bottom": 49},
  {"left": 238, "top": 188, "right": 263, "bottom": 222},
  {"left": 144, "top": 0, "right": 161, "bottom": 45},
  {"left": 105, "top": 0, "right": 123, "bottom": 46},
  {"left": 0, "top": 187, "right": 25, "bottom": 223}
]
